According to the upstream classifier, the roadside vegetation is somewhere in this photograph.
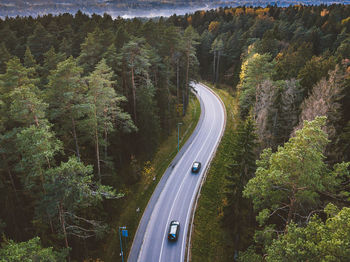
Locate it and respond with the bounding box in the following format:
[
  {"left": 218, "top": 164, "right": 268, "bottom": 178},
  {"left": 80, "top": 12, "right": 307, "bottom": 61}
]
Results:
[
  {"left": 187, "top": 4, "right": 350, "bottom": 261},
  {"left": 1, "top": 3, "right": 350, "bottom": 261},
  {"left": 0, "top": 13, "right": 200, "bottom": 260},
  {"left": 102, "top": 94, "right": 200, "bottom": 261},
  {"left": 191, "top": 83, "right": 242, "bottom": 262}
]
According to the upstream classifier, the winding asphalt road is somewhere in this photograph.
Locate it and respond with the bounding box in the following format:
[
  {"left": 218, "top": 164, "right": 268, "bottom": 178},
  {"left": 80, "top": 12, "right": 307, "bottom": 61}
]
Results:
[{"left": 128, "top": 82, "right": 226, "bottom": 262}]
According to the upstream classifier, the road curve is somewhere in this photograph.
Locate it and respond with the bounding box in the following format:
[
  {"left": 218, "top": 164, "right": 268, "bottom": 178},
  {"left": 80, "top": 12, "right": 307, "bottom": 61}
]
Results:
[{"left": 128, "top": 82, "right": 226, "bottom": 262}]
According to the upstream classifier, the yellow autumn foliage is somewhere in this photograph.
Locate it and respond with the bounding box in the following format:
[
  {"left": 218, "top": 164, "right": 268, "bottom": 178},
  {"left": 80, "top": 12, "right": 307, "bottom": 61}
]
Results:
[
  {"left": 235, "top": 8, "right": 244, "bottom": 15},
  {"left": 208, "top": 21, "right": 220, "bottom": 32},
  {"left": 341, "top": 16, "right": 350, "bottom": 25},
  {"left": 187, "top": 16, "right": 192, "bottom": 25},
  {"left": 321, "top": 8, "right": 329, "bottom": 17}
]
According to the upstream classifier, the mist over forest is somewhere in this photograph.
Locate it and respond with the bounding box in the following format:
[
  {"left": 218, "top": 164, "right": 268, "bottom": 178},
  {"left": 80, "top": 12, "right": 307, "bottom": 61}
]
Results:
[{"left": 0, "top": 0, "right": 349, "bottom": 18}]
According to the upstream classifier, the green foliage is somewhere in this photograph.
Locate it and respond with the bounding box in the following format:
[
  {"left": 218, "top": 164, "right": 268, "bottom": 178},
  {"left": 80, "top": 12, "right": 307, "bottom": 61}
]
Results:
[
  {"left": 38, "top": 157, "right": 118, "bottom": 241},
  {"left": 0, "top": 237, "right": 67, "bottom": 262},
  {"left": 23, "top": 47, "right": 37, "bottom": 69},
  {"left": 9, "top": 83, "right": 47, "bottom": 127},
  {"left": 84, "top": 59, "right": 136, "bottom": 179},
  {"left": 40, "top": 47, "right": 66, "bottom": 86},
  {"left": 243, "top": 117, "right": 332, "bottom": 226},
  {"left": 237, "top": 246, "right": 263, "bottom": 262},
  {"left": 26, "top": 23, "right": 53, "bottom": 63},
  {"left": 222, "top": 116, "right": 258, "bottom": 253},
  {"left": 46, "top": 56, "right": 85, "bottom": 157},
  {"left": 15, "top": 124, "right": 62, "bottom": 190},
  {"left": 183, "top": 25, "right": 200, "bottom": 111},
  {"left": 78, "top": 28, "right": 108, "bottom": 74},
  {"left": 297, "top": 55, "right": 337, "bottom": 96},
  {"left": 0, "top": 57, "right": 37, "bottom": 100},
  {"left": 3, "top": 4, "right": 350, "bottom": 261},
  {"left": 239, "top": 50, "right": 275, "bottom": 118},
  {"left": 0, "top": 43, "right": 11, "bottom": 74},
  {"left": 274, "top": 43, "right": 314, "bottom": 80},
  {"left": 224, "top": 116, "right": 258, "bottom": 212},
  {"left": 44, "top": 157, "right": 115, "bottom": 211},
  {"left": 266, "top": 207, "right": 350, "bottom": 262},
  {"left": 0, "top": 10, "right": 201, "bottom": 260}
]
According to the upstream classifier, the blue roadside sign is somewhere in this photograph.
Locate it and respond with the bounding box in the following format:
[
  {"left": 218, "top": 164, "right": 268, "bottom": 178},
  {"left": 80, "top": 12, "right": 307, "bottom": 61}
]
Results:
[{"left": 122, "top": 229, "right": 128, "bottom": 237}]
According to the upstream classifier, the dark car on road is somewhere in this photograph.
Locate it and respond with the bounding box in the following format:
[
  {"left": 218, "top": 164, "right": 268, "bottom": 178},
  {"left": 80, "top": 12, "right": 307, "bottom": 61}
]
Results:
[
  {"left": 168, "top": 220, "right": 180, "bottom": 241},
  {"left": 191, "top": 162, "right": 201, "bottom": 173}
]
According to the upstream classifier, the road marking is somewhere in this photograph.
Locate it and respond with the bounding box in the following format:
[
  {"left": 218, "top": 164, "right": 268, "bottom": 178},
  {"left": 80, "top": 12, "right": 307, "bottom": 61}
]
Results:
[
  {"left": 181, "top": 84, "right": 225, "bottom": 261},
  {"left": 138, "top": 87, "right": 209, "bottom": 262},
  {"left": 158, "top": 86, "right": 218, "bottom": 262}
]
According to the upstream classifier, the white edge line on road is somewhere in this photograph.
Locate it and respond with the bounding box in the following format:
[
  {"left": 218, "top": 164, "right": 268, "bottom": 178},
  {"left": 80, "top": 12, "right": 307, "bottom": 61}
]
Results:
[
  {"left": 184, "top": 82, "right": 227, "bottom": 262},
  {"left": 131, "top": 89, "right": 205, "bottom": 262},
  {"left": 158, "top": 91, "right": 216, "bottom": 262}
]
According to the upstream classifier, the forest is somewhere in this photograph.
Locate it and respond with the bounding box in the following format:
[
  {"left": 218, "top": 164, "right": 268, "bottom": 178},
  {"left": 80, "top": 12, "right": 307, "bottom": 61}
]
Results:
[
  {"left": 0, "top": 11, "right": 199, "bottom": 260},
  {"left": 0, "top": 3, "right": 350, "bottom": 262},
  {"left": 181, "top": 4, "right": 350, "bottom": 262}
]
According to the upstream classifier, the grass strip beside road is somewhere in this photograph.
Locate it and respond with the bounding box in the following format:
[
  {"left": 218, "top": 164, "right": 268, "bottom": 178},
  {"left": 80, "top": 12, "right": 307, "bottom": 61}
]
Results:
[
  {"left": 190, "top": 83, "right": 237, "bottom": 262},
  {"left": 102, "top": 94, "right": 201, "bottom": 262}
]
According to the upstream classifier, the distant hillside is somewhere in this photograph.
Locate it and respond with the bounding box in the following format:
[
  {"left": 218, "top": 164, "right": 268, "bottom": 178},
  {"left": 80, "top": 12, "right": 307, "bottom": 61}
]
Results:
[{"left": 0, "top": 0, "right": 349, "bottom": 18}]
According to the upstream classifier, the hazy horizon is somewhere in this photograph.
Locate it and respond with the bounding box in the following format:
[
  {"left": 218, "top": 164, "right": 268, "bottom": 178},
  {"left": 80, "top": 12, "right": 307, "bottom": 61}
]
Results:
[{"left": 0, "top": 0, "right": 349, "bottom": 18}]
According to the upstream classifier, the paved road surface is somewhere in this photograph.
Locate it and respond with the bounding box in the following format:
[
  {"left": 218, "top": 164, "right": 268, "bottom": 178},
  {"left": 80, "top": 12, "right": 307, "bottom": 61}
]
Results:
[{"left": 128, "top": 82, "right": 226, "bottom": 262}]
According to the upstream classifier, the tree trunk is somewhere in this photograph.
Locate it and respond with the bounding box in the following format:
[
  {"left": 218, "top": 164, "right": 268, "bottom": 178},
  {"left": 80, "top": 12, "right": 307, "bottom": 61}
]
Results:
[
  {"left": 59, "top": 202, "right": 70, "bottom": 262},
  {"left": 185, "top": 47, "right": 190, "bottom": 114},
  {"left": 131, "top": 66, "right": 137, "bottom": 123},
  {"left": 1, "top": 154, "right": 19, "bottom": 201},
  {"left": 213, "top": 51, "right": 216, "bottom": 84},
  {"left": 94, "top": 106, "right": 101, "bottom": 182},
  {"left": 104, "top": 116, "right": 108, "bottom": 160},
  {"left": 287, "top": 195, "right": 296, "bottom": 225},
  {"left": 30, "top": 104, "right": 39, "bottom": 127},
  {"left": 216, "top": 51, "right": 220, "bottom": 84},
  {"left": 71, "top": 117, "right": 80, "bottom": 160},
  {"left": 177, "top": 58, "right": 180, "bottom": 103},
  {"left": 182, "top": 82, "right": 186, "bottom": 116},
  {"left": 166, "top": 68, "right": 171, "bottom": 135}
]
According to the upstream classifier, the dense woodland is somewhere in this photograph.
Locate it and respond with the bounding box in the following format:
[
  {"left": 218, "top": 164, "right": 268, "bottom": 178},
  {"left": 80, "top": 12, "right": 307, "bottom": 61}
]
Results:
[
  {"left": 178, "top": 4, "right": 350, "bottom": 261},
  {"left": 1, "top": 3, "right": 350, "bottom": 261},
  {"left": 0, "top": 11, "right": 199, "bottom": 260}
]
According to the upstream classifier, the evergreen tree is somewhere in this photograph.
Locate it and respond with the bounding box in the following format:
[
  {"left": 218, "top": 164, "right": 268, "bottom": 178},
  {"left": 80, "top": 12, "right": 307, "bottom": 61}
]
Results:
[
  {"left": 15, "top": 123, "right": 62, "bottom": 194},
  {"left": 224, "top": 117, "right": 258, "bottom": 249},
  {"left": 78, "top": 28, "right": 105, "bottom": 74},
  {"left": 9, "top": 83, "right": 47, "bottom": 127},
  {"left": 183, "top": 26, "right": 199, "bottom": 113},
  {"left": 243, "top": 117, "right": 347, "bottom": 228},
  {"left": 0, "top": 237, "right": 67, "bottom": 261},
  {"left": 37, "top": 157, "right": 116, "bottom": 253},
  {"left": 46, "top": 57, "right": 86, "bottom": 160},
  {"left": 84, "top": 59, "right": 136, "bottom": 181},
  {"left": 0, "top": 43, "right": 11, "bottom": 74},
  {"left": 27, "top": 23, "right": 53, "bottom": 63},
  {"left": 266, "top": 205, "right": 350, "bottom": 262},
  {"left": 119, "top": 37, "right": 151, "bottom": 123},
  {"left": 239, "top": 50, "right": 275, "bottom": 118},
  {"left": 23, "top": 46, "right": 37, "bottom": 69},
  {"left": 211, "top": 37, "right": 224, "bottom": 85}
]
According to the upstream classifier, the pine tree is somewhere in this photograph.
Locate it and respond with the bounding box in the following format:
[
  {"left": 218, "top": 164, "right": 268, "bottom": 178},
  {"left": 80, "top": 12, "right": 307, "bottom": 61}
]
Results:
[
  {"left": 183, "top": 26, "right": 199, "bottom": 113},
  {"left": 27, "top": 23, "right": 53, "bottom": 63},
  {"left": 243, "top": 117, "right": 348, "bottom": 228},
  {"left": 46, "top": 57, "right": 86, "bottom": 160},
  {"left": 37, "top": 157, "right": 116, "bottom": 253},
  {"left": 119, "top": 37, "right": 151, "bottom": 123},
  {"left": 0, "top": 42, "right": 11, "bottom": 74},
  {"left": 78, "top": 28, "right": 105, "bottom": 74},
  {"left": 84, "top": 59, "right": 136, "bottom": 181},
  {"left": 224, "top": 117, "right": 258, "bottom": 247},
  {"left": 23, "top": 46, "right": 37, "bottom": 69},
  {"left": 15, "top": 123, "right": 62, "bottom": 192}
]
